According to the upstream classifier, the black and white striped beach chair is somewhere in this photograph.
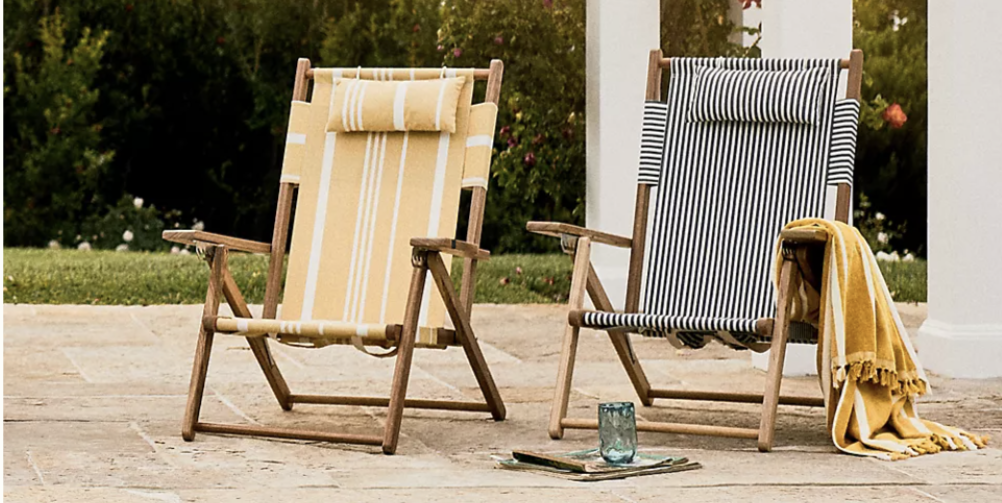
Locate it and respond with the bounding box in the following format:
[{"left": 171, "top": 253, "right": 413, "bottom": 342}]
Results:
[{"left": 527, "top": 49, "right": 864, "bottom": 451}]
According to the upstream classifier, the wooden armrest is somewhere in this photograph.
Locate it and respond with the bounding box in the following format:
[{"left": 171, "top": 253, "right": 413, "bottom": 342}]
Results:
[
  {"left": 162, "top": 230, "right": 271, "bottom": 254},
  {"left": 779, "top": 228, "right": 828, "bottom": 245},
  {"left": 525, "top": 221, "right": 632, "bottom": 248},
  {"left": 410, "top": 238, "right": 490, "bottom": 261}
]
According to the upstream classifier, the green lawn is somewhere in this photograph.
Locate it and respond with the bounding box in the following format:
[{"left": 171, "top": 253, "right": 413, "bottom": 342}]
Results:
[
  {"left": 2, "top": 248, "right": 926, "bottom": 305},
  {"left": 2, "top": 248, "right": 572, "bottom": 305}
]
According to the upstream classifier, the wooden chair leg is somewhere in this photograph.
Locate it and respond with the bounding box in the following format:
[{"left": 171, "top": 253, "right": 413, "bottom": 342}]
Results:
[
  {"left": 382, "top": 251, "right": 428, "bottom": 455},
  {"left": 220, "top": 269, "right": 293, "bottom": 410},
  {"left": 758, "top": 257, "right": 797, "bottom": 452},
  {"left": 182, "top": 246, "right": 226, "bottom": 441},
  {"left": 585, "top": 264, "right": 653, "bottom": 406},
  {"left": 549, "top": 237, "right": 592, "bottom": 439},
  {"left": 426, "top": 252, "right": 505, "bottom": 420}
]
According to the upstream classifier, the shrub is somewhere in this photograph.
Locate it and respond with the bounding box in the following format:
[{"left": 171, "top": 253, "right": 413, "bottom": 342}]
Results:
[
  {"left": 4, "top": 9, "right": 113, "bottom": 247},
  {"left": 439, "top": 0, "right": 586, "bottom": 252},
  {"left": 853, "top": 0, "right": 928, "bottom": 255}
]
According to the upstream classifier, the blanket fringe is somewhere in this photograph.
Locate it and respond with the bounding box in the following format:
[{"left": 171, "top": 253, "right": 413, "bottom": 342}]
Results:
[{"left": 836, "top": 361, "right": 928, "bottom": 396}]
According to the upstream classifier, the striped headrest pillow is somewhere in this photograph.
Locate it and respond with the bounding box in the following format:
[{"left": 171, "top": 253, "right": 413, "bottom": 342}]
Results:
[
  {"left": 326, "top": 76, "right": 467, "bottom": 133},
  {"left": 688, "top": 66, "right": 828, "bottom": 125}
]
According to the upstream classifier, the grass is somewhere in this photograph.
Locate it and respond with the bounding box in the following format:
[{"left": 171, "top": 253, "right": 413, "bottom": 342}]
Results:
[
  {"left": 2, "top": 248, "right": 572, "bottom": 305},
  {"left": 2, "top": 248, "right": 925, "bottom": 305}
]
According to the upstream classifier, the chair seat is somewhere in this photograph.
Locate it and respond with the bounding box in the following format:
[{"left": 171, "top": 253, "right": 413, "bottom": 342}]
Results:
[
  {"left": 213, "top": 317, "right": 452, "bottom": 349},
  {"left": 576, "top": 311, "right": 818, "bottom": 352}
]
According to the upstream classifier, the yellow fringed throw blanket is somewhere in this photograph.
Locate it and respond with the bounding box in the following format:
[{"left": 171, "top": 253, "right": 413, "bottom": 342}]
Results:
[{"left": 778, "top": 219, "right": 988, "bottom": 460}]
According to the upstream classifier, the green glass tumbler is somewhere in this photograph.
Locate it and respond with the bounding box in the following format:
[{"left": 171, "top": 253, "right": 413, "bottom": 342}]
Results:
[{"left": 598, "top": 401, "right": 637, "bottom": 464}]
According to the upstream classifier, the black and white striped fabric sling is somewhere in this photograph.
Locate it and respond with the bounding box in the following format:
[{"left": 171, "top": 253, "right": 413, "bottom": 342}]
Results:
[{"left": 580, "top": 57, "right": 861, "bottom": 351}]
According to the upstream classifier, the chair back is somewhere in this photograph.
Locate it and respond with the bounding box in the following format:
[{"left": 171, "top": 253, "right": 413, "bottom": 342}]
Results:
[
  {"left": 638, "top": 58, "right": 860, "bottom": 326},
  {"left": 276, "top": 67, "right": 499, "bottom": 345}
]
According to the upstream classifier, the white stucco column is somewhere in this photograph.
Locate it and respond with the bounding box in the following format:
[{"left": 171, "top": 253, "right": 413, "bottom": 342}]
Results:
[
  {"left": 751, "top": 0, "right": 853, "bottom": 376},
  {"left": 916, "top": 1, "right": 1002, "bottom": 378},
  {"left": 586, "top": 0, "right": 660, "bottom": 309}
]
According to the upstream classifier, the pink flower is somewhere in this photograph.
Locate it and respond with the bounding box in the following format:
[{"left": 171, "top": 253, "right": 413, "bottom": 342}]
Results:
[
  {"left": 507, "top": 136, "right": 518, "bottom": 148},
  {"left": 532, "top": 133, "right": 545, "bottom": 146},
  {"left": 494, "top": 36, "right": 504, "bottom": 45},
  {"left": 543, "top": 0, "right": 553, "bottom": 8},
  {"left": 499, "top": 277, "right": 510, "bottom": 286},
  {"left": 524, "top": 152, "right": 537, "bottom": 167},
  {"left": 882, "top": 103, "right": 907, "bottom": 129},
  {"left": 413, "top": 24, "right": 420, "bottom": 33},
  {"left": 453, "top": 48, "right": 462, "bottom": 58},
  {"left": 499, "top": 125, "right": 511, "bottom": 136},
  {"left": 515, "top": 266, "right": 523, "bottom": 275},
  {"left": 437, "top": 45, "right": 444, "bottom": 52}
]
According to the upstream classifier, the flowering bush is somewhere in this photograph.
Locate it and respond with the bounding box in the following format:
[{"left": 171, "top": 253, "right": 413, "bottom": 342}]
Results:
[
  {"left": 76, "top": 195, "right": 185, "bottom": 251},
  {"left": 853, "top": 0, "right": 928, "bottom": 255},
  {"left": 854, "top": 192, "right": 906, "bottom": 256},
  {"left": 438, "top": 0, "right": 586, "bottom": 252}
]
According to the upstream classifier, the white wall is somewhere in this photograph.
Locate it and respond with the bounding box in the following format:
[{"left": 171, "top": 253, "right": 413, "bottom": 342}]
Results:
[
  {"left": 917, "top": 0, "right": 1002, "bottom": 378},
  {"left": 585, "top": 0, "right": 661, "bottom": 309},
  {"left": 751, "top": 0, "right": 853, "bottom": 376}
]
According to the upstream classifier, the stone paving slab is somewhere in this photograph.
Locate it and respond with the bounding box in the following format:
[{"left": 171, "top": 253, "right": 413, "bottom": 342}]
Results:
[{"left": 4, "top": 303, "right": 1002, "bottom": 502}]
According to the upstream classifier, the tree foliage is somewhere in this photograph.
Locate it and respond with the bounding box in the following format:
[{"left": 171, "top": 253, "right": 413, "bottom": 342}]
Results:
[
  {"left": 4, "top": 8, "right": 112, "bottom": 246},
  {"left": 853, "top": 0, "right": 927, "bottom": 254},
  {"left": 5, "top": 0, "right": 920, "bottom": 255}
]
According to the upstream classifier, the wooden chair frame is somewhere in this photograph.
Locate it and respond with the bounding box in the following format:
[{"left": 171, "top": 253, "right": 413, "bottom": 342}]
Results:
[
  {"left": 166, "top": 59, "right": 506, "bottom": 455},
  {"left": 528, "top": 49, "right": 863, "bottom": 452}
]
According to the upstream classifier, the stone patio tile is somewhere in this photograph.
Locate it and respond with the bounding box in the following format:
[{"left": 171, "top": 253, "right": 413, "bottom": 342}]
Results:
[
  {"left": 177, "top": 487, "right": 618, "bottom": 503},
  {"left": 3, "top": 422, "right": 173, "bottom": 488},
  {"left": 920, "top": 484, "right": 1002, "bottom": 502},
  {"left": 3, "top": 348, "right": 87, "bottom": 386},
  {"left": 881, "top": 449, "right": 1002, "bottom": 485},
  {"left": 2, "top": 395, "right": 239, "bottom": 423},
  {"left": 4, "top": 487, "right": 184, "bottom": 503},
  {"left": 610, "top": 485, "right": 943, "bottom": 502},
  {"left": 3, "top": 449, "right": 43, "bottom": 486}
]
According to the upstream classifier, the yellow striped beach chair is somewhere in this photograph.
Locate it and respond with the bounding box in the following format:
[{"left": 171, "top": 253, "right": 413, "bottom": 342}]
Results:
[{"left": 163, "top": 59, "right": 505, "bottom": 454}]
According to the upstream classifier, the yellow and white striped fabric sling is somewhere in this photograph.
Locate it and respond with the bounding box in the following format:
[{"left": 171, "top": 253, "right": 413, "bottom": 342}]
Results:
[{"left": 214, "top": 67, "right": 499, "bottom": 351}]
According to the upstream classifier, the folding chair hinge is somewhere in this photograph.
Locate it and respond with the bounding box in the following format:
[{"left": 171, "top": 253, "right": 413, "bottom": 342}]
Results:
[
  {"left": 195, "top": 242, "right": 216, "bottom": 262},
  {"left": 780, "top": 245, "right": 796, "bottom": 260},
  {"left": 411, "top": 249, "right": 428, "bottom": 267},
  {"left": 559, "top": 234, "right": 578, "bottom": 254}
]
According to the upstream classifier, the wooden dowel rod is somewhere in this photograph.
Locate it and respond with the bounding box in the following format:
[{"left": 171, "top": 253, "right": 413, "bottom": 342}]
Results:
[
  {"left": 195, "top": 422, "right": 382, "bottom": 445},
  {"left": 306, "top": 68, "right": 492, "bottom": 80},
  {"left": 289, "top": 394, "right": 492, "bottom": 412},
  {"left": 647, "top": 389, "right": 824, "bottom": 407},
  {"left": 561, "top": 418, "right": 759, "bottom": 439},
  {"left": 658, "top": 57, "right": 851, "bottom": 69}
]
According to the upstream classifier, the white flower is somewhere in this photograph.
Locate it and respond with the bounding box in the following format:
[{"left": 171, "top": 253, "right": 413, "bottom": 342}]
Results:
[
  {"left": 133, "top": 197, "right": 144, "bottom": 209},
  {"left": 192, "top": 220, "right": 205, "bottom": 231},
  {"left": 876, "top": 251, "right": 891, "bottom": 262},
  {"left": 875, "top": 212, "right": 885, "bottom": 221},
  {"left": 77, "top": 242, "right": 92, "bottom": 251},
  {"left": 170, "top": 246, "right": 181, "bottom": 255},
  {"left": 888, "top": 251, "right": 901, "bottom": 262},
  {"left": 48, "top": 240, "right": 61, "bottom": 249},
  {"left": 115, "top": 244, "right": 129, "bottom": 252},
  {"left": 123, "top": 230, "right": 134, "bottom": 242},
  {"left": 903, "top": 253, "right": 915, "bottom": 262},
  {"left": 179, "top": 248, "right": 191, "bottom": 255},
  {"left": 877, "top": 232, "right": 889, "bottom": 244}
]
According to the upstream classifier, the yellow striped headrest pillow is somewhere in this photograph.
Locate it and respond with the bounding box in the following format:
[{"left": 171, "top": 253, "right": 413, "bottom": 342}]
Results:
[{"left": 326, "top": 77, "right": 467, "bottom": 134}]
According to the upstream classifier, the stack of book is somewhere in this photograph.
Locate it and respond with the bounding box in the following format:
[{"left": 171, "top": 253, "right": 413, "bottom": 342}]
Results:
[{"left": 493, "top": 448, "right": 701, "bottom": 481}]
